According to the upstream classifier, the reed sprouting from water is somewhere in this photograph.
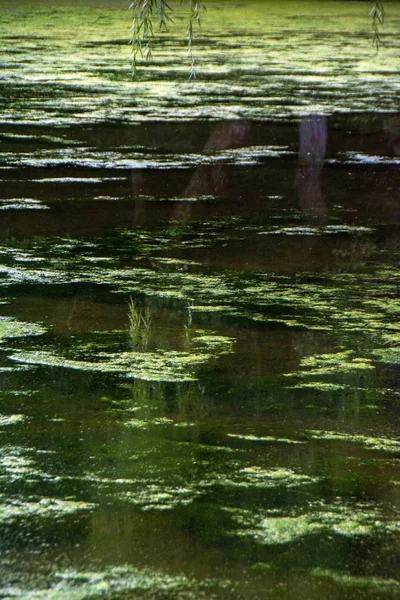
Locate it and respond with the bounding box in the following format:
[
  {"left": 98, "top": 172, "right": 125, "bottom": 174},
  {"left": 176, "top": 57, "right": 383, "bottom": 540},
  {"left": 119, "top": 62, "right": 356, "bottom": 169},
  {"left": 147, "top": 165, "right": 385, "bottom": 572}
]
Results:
[{"left": 128, "top": 298, "right": 152, "bottom": 350}]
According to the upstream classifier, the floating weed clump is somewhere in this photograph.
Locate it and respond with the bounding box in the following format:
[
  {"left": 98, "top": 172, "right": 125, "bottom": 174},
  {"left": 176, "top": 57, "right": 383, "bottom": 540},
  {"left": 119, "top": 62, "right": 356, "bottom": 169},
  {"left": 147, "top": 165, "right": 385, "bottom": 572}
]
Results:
[
  {"left": 10, "top": 350, "right": 203, "bottom": 382},
  {"left": 0, "top": 317, "right": 45, "bottom": 342},
  {"left": 227, "top": 433, "right": 304, "bottom": 445},
  {"left": 0, "top": 566, "right": 235, "bottom": 599},
  {"left": 191, "top": 333, "right": 235, "bottom": 355},
  {"left": 226, "top": 499, "right": 400, "bottom": 546},
  {"left": 10, "top": 328, "right": 234, "bottom": 383},
  {"left": 311, "top": 569, "right": 400, "bottom": 593},
  {"left": 308, "top": 430, "right": 400, "bottom": 452},
  {"left": 288, "top": 382, "right": 349, "bottom": 391},
  {"left": 0, "top": 233, "right": 398, "bottom": 349},
  {"left": 284, "top": 350, "right": 376, "bottom": 392},
  {"left": 223, "top": 467, "right": 317, "bottom": 490},
  {"left": 0, "top": 449, "right": 36, "bottom": 482},
  {"left": 294, "top": 351, "right": 375, "bottom": 373},
  {"left": 0, "top": 414, "right": 25, "bottom": 426},
  {"left": 120, "top": 484, "right": 202, "bottom": 511},
  {"left": 258, "top": 224, "right": 374, "bottom": 236},
  {"left": 374, "top": 347, "right": 400, "bottom": 365},
  {"left": 0, "top": 495, "right": 94, "bottom": 523}
]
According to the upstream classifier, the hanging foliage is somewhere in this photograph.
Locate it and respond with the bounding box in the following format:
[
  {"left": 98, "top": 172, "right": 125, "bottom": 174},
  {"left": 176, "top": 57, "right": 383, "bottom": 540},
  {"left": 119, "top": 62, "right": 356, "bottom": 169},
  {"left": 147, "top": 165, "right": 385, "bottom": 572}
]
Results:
[
  {"left": 129, "top": 1, "right": 384, "bottom": 75},
  {"left": 129, "top": 0, "right": 205, "bottom": 77},
  {"left": 369, "top": 1, "right": 385, "bottom": 50}
]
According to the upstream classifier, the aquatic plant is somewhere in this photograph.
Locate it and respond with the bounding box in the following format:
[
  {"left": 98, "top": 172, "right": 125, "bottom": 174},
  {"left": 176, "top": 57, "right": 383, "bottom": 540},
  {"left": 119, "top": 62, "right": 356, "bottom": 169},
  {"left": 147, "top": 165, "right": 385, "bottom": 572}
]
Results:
[
  {"left": 10, "top": 328, "right": 234, "bottom": 383},
  {"left": 227, "top": 498, "right": 400, "bottom": 546},
  {"left": 128, "top": 298, "right": 152, "bottom": 350},
  {"left": 0, "top": 317, "right": 45, "bottom": 342}
]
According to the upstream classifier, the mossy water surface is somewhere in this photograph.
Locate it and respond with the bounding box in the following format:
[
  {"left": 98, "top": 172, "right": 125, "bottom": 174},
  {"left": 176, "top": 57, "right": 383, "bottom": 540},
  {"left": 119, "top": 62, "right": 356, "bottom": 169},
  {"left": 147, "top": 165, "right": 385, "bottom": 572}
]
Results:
[{"left": 1, "top": 0, "right": 400, "bottom": 598}]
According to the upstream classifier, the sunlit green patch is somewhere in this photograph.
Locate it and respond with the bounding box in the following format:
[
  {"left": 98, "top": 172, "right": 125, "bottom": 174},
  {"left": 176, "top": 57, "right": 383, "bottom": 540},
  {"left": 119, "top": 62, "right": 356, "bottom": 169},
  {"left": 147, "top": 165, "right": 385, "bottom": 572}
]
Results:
[
  {"left": 0, "top": 414, "right": 25, "bottom": 426},
  {"left": 226, "top": 499, "right": 400, "bottom": 546},
  {"left": 308, "top": 430, "right": 400, "bottom": 452},
  {"left": 311, "top": 568, "right": 400, "bottom": 593},
  {"left": 0, "top": 198, "right": 49, "bottom": 211},
  {"left": 125, "top": 417, "right": 195, "bottom": 430},
  {"left": 294, "top": 351, "right": 374, "bottom": 373},
  {"left": 259, "top": 225, "right": 374, "bottom": 236},
  {"left": 0, "top": 365, "right": 33, "bottom": 373},
  {"left": 284, "top": 350, "right": 375, "bottom": 391},
  {"left": 286, "top": 382, "right": 349, "bottom": 391},
  {"left": 363, "top": 298, "right": 400, "bottom": 314},
  {"left": 191, "top": 334, "right": 235, "bottom": 354},
  {"left": 381, "top": 333, "right": 400, "bottom": 345},
  {"left": 10, "top": 329, "right": 234, "bottom": 382},
  {"left": 0, "top": 317, "right": 46, "bottom": 342},
  {"left": 123, "top": 419, "right": 148, "bottom": 430},
  {"left": 121, "top": 484, "right": 202, "bottom": 511},
  {"left": 0, "top": 446, "right": 60, "bottom": 484},
  {"left": 0, "top": 450, "right": 35, "bottom": 480},
  {"left": 224, "top": 467, "right": 317, "bottom": 489},
  {"left": 235, "top": 514, "right": 323, "bottom": 544},
  {"left": 0, "top": 565, "right": 235, "bottom": 599},
  {"left": 10, "top": 350, "right": 203, "bottom": 382},
  {"left": 150, "top": 257, "right": 203, "bottom": 267},
  {"left": 374, "top": 347, "right": 400, "bottom": 365},
  {"left": 227, "top": 433, "right": 304, "bottom": 445},
  {"left": 0, "top": 495, "right": 94, "bottom": 523}
]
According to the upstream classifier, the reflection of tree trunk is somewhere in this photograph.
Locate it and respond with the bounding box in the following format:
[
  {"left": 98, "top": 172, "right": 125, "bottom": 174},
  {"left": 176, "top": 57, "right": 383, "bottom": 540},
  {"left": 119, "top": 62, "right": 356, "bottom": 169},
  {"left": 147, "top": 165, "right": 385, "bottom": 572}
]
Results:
[
  {"left": 131, "top": 171, "right": 147, "bottom": 226},
  {"left": 187, "top": 121, "right": 252, "bottom": 195},
  {"left": 131, "top": 121, "right": 252, "bottom": 224},
  {"left": 383, "top": 114, "right": 400, "bottom": 156},
  {"left": 171, "top": 120, "right": 252, "bottom": 222},
  {"left": 295, "top": 116, "right": 328, "bottom": 219}
]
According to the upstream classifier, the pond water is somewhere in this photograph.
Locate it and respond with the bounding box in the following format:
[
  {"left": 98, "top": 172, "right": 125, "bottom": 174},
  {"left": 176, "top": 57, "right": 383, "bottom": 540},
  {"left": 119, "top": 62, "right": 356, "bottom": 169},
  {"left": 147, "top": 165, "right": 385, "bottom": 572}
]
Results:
[{"left": 0, "top": 0, "right": 400, "bottom": 598}]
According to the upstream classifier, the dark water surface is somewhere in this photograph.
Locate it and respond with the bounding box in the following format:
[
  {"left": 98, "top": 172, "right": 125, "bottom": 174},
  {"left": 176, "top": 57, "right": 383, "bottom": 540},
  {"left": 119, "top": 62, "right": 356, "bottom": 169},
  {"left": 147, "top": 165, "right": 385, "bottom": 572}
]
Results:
[{"left": 0, "top": 1, "right": 400, "bottom": 598}]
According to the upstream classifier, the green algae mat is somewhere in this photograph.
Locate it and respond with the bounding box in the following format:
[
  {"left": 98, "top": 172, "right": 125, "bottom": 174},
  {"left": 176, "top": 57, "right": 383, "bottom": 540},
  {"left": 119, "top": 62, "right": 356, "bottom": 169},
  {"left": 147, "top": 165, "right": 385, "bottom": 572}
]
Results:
[{"left": 0, "top": 0, "right": 399, "bottom": 598}]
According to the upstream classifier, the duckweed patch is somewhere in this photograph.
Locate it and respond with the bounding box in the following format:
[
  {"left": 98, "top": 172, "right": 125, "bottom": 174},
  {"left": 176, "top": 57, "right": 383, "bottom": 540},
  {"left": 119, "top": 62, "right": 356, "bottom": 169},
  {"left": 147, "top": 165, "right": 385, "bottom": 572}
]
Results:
[
  {"left": 227, "top": 499, "right": 400, "bottom": 546},
  {"left": 284, "top": 350, "right": 376, "bottom": 392},
  {"left": 0, "top": 566, "right": 235, "bottom": 600},
  {"left": 0, "top": 234, "right": 398, "bottom": 354},
  {"left": 120, "top": 484, "right": 202, "bottom": 511},
  {"left": 0, "top": 414, "right": 25, "bottom": 426},
  {"left": 374, "top": 347, "right": 400, "bottom": 365},
  {"left": 1, "top": 0, "right": 400, "bottom": 596},
  {"left": 259, "top": 225, "right": 374, "bottom": 236},
  {"left": 308, "top": 430, "right": 400, "bottom": 452},
  {"left": 224, "top": 467, "right": 317, "bottom": 489},
  {"left": 10, "top": 329, "right": 234, "bottom": 382},
  {"left": 0, "top": 317, "right": 46, "bottom": 342},
  {"left": 0, "top": 496, "right": 95, "bottom": 522},
  {"left": 10, "top": 350, "right": 204, "bottom": 382},
  {"left": 311, "top": 569, "right": 400, "bottom": 592},
  {"left": 227, "top": 433, "right": 304, "bottom": 445}
]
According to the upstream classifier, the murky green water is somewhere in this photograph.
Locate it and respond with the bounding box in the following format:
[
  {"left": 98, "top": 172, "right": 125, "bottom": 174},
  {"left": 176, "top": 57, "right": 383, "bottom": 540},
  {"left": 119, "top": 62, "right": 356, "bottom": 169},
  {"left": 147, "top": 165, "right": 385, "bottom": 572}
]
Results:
[{"left": 0, "top": 0, "right": 400, "bottom": 598}]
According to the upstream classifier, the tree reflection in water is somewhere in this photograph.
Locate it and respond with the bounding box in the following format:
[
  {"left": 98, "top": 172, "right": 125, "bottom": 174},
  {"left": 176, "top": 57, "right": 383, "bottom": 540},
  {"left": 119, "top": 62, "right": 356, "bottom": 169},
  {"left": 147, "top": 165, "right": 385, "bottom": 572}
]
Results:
[
  {"left": 295, "top": 115, "right": 328, "bottom": 220},
  {"left": 183, "top": 120, "right": 253, "bottom": 197}
]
